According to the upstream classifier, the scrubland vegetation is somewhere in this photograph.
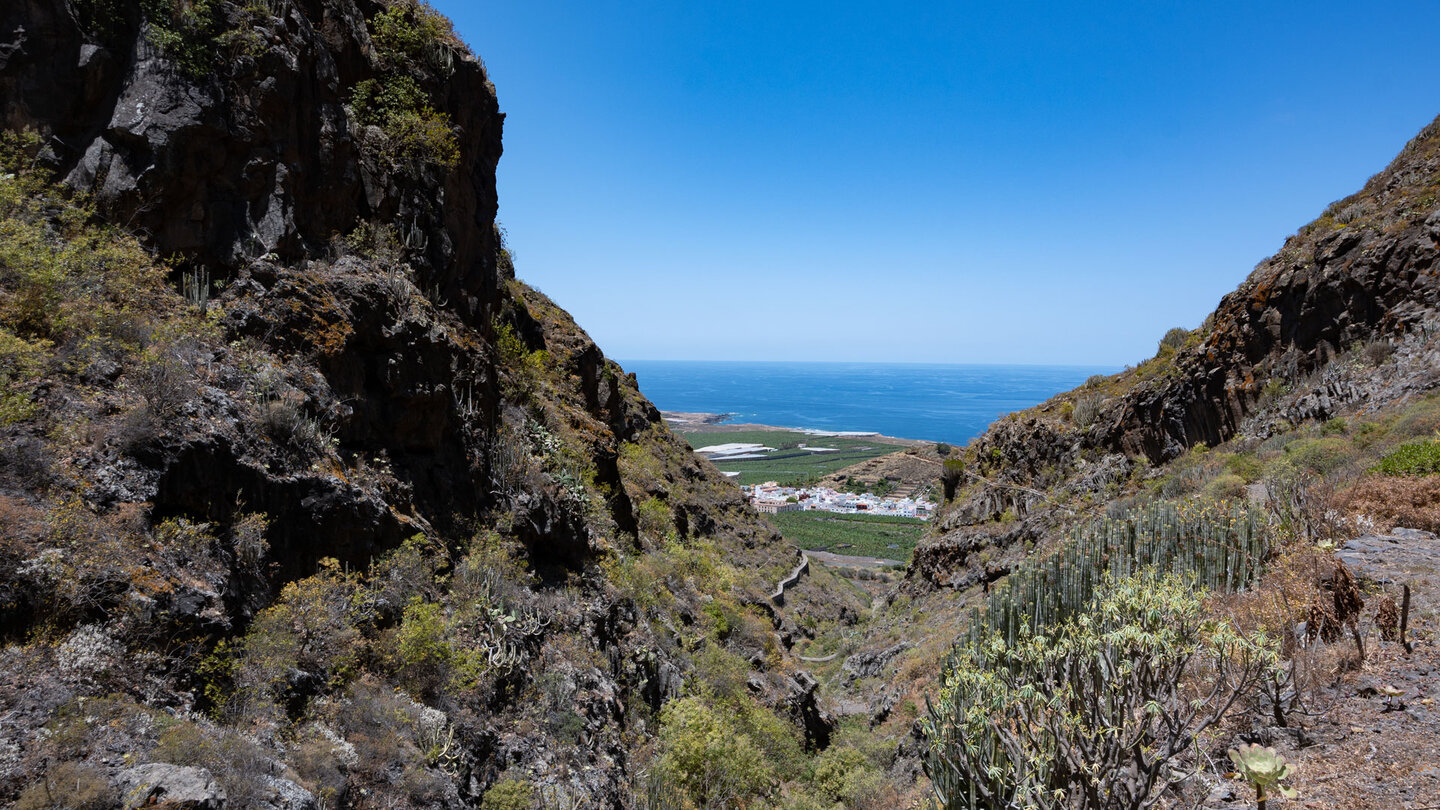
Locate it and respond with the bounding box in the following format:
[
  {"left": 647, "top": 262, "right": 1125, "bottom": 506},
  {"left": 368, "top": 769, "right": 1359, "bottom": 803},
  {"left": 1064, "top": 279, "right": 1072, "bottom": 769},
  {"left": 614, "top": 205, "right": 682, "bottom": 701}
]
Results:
[
  {"left": 904, "top": 341, "right": 1440, "bottom": 807},
  {"left": 5, "top": 0, "right": 1440, "bottom": 805}
]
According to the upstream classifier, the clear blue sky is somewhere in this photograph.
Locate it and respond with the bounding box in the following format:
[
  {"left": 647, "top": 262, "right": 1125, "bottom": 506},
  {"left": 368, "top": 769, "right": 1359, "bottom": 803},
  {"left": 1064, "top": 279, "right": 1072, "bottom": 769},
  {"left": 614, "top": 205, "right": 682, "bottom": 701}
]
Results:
[{"left": 437, "top": 1, "right": 1440, "bottom": 366}]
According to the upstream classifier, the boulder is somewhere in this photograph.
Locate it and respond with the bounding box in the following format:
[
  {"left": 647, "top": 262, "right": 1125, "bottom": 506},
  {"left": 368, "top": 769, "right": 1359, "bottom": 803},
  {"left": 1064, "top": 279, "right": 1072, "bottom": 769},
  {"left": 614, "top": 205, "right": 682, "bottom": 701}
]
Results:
[{"left": 115, "top": 764, "right": 225, "bottom": 810}]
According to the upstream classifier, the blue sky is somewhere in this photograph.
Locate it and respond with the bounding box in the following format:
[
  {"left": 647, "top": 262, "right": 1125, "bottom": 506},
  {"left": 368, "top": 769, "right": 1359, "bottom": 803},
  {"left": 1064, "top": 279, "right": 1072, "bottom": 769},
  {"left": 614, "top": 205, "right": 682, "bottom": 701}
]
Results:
[{"left": 438, "top": 1, "right": 1440, "bottom": 366}]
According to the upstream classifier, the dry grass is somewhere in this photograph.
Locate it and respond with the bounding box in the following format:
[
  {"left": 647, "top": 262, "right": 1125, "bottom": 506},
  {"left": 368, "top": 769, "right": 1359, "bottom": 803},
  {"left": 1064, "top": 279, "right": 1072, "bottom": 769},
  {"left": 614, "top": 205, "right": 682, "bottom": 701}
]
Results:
[
  {"left": 1209, "top": 543, "right": 1363, "bottom": 721},
  {"left": 1333, "top": 474, "right": 1440, "bottom": 534}
]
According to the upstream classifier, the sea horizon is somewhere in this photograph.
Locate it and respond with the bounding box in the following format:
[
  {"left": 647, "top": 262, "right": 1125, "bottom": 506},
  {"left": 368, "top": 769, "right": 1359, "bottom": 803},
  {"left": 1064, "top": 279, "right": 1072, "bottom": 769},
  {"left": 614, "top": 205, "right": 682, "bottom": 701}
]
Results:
[{"left": 617, "top": 359, "right": 1117, "bottom": 446}]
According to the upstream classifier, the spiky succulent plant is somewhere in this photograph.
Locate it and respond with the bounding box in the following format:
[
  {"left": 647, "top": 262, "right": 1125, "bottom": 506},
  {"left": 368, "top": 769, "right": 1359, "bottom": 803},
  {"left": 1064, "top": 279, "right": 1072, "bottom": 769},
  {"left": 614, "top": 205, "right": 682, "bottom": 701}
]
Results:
[{"left": 1229, "top": 743, "right": 1297, "bottom": 809}]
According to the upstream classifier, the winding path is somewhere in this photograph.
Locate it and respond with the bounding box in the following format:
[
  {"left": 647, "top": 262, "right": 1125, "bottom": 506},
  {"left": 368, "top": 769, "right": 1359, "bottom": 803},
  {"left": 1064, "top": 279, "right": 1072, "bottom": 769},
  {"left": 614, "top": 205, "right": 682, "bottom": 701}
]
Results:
[{"left": 770, "top": 551, "right": 810, "bottom": 606}]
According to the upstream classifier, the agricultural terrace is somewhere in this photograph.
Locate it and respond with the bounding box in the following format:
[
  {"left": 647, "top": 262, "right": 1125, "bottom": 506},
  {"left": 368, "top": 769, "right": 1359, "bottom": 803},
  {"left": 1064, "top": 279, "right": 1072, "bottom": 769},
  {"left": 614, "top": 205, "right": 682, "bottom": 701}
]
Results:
[
  {"left": 682, "top": 429, "right": 910, "bottom": 486},
  {"left": 769, "top": 511, "right": 926, "bottom": 562}
]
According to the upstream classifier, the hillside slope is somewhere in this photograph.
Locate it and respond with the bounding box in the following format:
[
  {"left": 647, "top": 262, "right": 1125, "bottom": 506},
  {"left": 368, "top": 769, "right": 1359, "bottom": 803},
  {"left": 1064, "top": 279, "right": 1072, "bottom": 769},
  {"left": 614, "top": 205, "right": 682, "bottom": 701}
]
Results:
[
  {"left": 775, "top": 115, "right": 1440, "bottom": 809},
  {"left": 0, "top": 2, "right": 828, "bottom": 807},
  {"left": 911, "top": 115, "right": 1440, "bottom": 589}
]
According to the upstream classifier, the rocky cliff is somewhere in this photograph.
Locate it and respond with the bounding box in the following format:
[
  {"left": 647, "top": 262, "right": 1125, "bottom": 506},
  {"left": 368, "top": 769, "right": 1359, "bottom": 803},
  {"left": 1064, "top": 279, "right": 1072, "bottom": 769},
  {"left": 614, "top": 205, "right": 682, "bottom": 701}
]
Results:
[
  {"left": 1, "top": 0, "right": 502, "bottom": 318},
  {"left": 910, "top": 114, "right": 1440, "bottom": 590},
  {"left": 0, "top": 2, "right": 815, "bottom": 807}
]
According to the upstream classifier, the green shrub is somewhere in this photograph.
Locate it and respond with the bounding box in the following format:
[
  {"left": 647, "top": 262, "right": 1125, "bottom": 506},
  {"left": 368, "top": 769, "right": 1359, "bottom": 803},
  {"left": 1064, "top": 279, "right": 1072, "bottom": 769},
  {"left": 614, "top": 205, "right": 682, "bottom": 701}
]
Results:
[
  {"left": 657, "top": 695, "right": 775, "bottom": 807},
  {"left": 809, "top": 745, "right": 885, "bottom": 806},
  {"left": 1353, "top": 420, "right": 1384, "bottom": 449},
  {"left": 480, "top": 777, "right": 534, "bottom": 810},
  {"left": 69, "top": 0, "right": 222, "bottom": 75},
  {"left": 493, "top": 321, "right": 549, "bottom": 397},
  {"left": 228, "top": 560, "right": 362, "bottom": 717},
  {"left": 1321, "top": 417, "right": 1348, "bottom": 436},
  {"left": 1156, "top": 326, "right": 1190, "bottom": 357},
  {"left": 1204, "top": 472, "right": 1248, "bottom": 501},
  {"left": 1375, "top": 439, "right": 1440, "bottom": 476},
  {"left": 0, "top": 328, "right": 47, "bottom": 425},
  {"left": 924, "top": 572, "right": 1278, "bottom": 810},
  {"left": 1391, "top": 396, "right": 1440, "bottom": 438},
  {"left": 351, "top": 3, "right": 460, "bottom": 171},
  {"left": 1282, "top": 437, "right": 1351, "bottom": 476},
  {"left": 700, "top": 599, "right": 738, "bottom": 641},
  {"left": 143, "top": 0, "right": 221, "bottom": 76},
  {"left": 1225, "top": 452, "right": 1264, "bottom": 483},
  {"left": 0, "top": 161, "right": 173, "bottom": 347},
  {"left": 349, "top": 76, "right": 458, "bottom": 170},
  {"left": 391, "top": 598, "right": 452, "bottom": 697},
  {"left": 1260, "top": 377, "right": 1289, "bottom": 404},
  {"left": 370, "top": 1, "right": 454, "bottom": 66},
  {"left": 350, "top": 75, "right": 426, "bottom": 127},
  {"left": 383, "top": 107, "right": 459, "bottom": 168},
  {"left": 635, "top": 498, "right": 676, "bottom": 543}
]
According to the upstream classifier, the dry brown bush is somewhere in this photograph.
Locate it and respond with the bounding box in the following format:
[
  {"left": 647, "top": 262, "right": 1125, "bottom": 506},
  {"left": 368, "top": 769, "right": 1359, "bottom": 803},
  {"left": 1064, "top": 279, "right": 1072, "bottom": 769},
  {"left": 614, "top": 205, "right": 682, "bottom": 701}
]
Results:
[
  {"left": 1375, "top": 594, "right": 1399, "bottom": 641},
  {"left": 1333, "top": 473, "right": 1440, "bottom": 534},
  {"left": 1210, "top": 543, "right": 1351, "bottom": 721},
  {"left": 1306, "top": 559, "right": 1364, "bottom": 644},
  {"left": 1212, "top": 544, "right": 1333, "bottom": 640},
  {"left": 14, "top": 761, "right": 115, "bottom": 810}
]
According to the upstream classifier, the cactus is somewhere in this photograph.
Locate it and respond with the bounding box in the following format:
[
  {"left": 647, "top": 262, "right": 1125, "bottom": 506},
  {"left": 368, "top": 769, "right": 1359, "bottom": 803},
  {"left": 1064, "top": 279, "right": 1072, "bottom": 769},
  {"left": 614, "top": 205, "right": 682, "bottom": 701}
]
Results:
[
  {"left": 1228, "top": 744, "right": 1297, "bottom": 809},
  {"left": 929, "top": 498, "right": 1279, "bottom": 810},
  {"left": 968, "top": 498, "right": 1270, "bottom": 642},
  {"left": 422, "top": 720, "right": 462, "bottom": 775},
  {"left": 925, "top": 572, "right": 1280, "bottom": 810}
]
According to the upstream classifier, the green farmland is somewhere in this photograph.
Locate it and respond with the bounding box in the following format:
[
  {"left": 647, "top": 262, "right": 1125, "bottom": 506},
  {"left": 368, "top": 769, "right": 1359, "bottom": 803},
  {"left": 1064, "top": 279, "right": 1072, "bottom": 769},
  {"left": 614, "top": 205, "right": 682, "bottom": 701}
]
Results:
[
  {"left": 682, "top": 429, "right": 906, "bottom": 486},
  {"left": 768, "top": 511, "right": 925, "bottom": 561}
]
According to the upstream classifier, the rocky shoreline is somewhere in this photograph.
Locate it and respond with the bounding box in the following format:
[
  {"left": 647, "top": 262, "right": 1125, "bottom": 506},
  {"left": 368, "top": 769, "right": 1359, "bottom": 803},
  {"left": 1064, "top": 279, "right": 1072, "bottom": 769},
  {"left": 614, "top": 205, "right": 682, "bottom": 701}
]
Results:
[{"left": 661, "top": 411, "right": 930, "bottom": 447}]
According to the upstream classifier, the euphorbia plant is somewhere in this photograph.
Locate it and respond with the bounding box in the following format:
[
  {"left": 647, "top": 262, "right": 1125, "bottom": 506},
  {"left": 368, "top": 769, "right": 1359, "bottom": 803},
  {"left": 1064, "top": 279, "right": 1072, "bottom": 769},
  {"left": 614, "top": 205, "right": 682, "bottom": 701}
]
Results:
[{"left": 1229, "top": 743, "right": 1297, "bottom": 809}]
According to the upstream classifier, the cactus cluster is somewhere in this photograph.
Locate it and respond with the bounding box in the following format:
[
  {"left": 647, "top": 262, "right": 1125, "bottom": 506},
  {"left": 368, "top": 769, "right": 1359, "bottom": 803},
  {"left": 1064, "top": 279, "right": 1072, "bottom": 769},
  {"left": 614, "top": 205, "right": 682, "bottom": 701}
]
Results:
[
  {"left": 925, "top": 572, "right": 1280, "bottom": 810},
  {"left": 963, "top": 498, "right": 1270, "bottom": 649},
  {"left": 923, "top": 498, "right": 1278, "bottom": 810}
]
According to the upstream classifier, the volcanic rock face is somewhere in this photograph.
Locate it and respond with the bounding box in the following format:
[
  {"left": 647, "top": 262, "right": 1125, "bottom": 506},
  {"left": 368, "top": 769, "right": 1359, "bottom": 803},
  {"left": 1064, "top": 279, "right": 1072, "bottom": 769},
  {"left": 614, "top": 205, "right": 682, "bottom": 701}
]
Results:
[
  {"left": 0, "top": 0, "right": 509, "bottom": 583},
  {"left": 0, "top": 4, "right": 809, "bottom": 805},
  {"left": 909, "top": 116, "right": 1440, "bottom": 591},
  {"left": 0, "top": 0, "right": 503, "bottom": 321},
  {"left": 1110, "top": 119, "right": 1440, "bottom": 463}
]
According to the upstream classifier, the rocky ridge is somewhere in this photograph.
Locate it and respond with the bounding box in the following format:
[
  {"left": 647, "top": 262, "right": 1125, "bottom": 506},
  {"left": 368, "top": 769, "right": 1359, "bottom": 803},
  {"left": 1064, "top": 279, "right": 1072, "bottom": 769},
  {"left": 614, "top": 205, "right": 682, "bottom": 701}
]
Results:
[
  {"left": 910, "top": 115, "right": 1440, "bottom": 591},
  {"left": 0, "top": 2, "right": 823, "bottom": 807}
]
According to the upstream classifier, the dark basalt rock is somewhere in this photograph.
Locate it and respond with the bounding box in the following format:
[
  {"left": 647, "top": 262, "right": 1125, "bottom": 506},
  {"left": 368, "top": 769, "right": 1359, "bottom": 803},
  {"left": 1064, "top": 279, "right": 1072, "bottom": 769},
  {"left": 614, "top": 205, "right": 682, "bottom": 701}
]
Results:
[{"left": 0, "top": 0, "right": 503, "bottom": 324}]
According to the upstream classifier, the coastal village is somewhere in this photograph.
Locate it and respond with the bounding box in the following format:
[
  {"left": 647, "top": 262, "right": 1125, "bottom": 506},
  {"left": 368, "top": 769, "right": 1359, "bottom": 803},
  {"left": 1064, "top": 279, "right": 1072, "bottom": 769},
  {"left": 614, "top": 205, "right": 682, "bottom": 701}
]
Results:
[
  {"left": 689, "top": 438, "right": 938, "bottom": 519},
  {"left": 742, "top": 482, "right": 935, "bottom": 519}
]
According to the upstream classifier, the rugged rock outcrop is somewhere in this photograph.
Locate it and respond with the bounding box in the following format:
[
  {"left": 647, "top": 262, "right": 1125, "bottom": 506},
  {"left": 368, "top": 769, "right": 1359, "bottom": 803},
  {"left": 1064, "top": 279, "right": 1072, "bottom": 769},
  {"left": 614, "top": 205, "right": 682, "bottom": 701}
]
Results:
[
  {"left": 0, "top": 2, "right": 809, "bottom": 807},
  {"left": 910, "top": 114, "right": 1440, "bottom": 591},
  {"left": 0, "top": 0, "right": 503, "bottom": 320}
]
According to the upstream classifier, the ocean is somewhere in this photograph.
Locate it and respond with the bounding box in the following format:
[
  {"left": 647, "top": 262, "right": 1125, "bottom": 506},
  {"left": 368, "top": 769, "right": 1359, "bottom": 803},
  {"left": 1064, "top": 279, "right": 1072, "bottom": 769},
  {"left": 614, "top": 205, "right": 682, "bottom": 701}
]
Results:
[{"left": 618, "top": 361, "right": 1117, "bottom": 446}]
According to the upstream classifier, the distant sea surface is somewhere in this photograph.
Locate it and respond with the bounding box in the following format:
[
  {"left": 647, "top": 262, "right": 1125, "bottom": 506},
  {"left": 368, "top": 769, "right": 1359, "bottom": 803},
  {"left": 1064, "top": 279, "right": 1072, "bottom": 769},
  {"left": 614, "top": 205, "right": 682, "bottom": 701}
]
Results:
[{"left": 618, "top": 361, "right": 1117, "bottom": 446}]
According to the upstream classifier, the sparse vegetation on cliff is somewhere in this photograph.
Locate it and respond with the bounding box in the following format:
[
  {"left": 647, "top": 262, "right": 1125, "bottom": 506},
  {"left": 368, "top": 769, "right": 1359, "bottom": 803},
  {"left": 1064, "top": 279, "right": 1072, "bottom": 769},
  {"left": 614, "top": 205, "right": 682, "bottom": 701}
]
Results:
[
  {"left": 0, "top": 2, "right": 831, "bottom": 805},
  {"left": 347, "top": 1, "right": 462, "bottom": 171}
]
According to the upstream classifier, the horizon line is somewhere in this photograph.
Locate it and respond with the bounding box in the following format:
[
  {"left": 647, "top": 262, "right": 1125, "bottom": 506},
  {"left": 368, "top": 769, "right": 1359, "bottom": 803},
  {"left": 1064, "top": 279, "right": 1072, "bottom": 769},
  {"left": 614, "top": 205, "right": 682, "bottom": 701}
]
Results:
[{"left": 615, "top": 358, "right": 1124, "bottom": 370}]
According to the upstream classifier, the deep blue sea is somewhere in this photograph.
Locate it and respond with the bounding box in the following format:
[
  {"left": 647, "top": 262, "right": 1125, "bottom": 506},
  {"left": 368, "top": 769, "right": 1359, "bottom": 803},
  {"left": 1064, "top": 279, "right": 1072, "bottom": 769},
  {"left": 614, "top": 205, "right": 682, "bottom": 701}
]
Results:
[{"left": 618, "top": 361, "right": 1117, "bottom": 446}]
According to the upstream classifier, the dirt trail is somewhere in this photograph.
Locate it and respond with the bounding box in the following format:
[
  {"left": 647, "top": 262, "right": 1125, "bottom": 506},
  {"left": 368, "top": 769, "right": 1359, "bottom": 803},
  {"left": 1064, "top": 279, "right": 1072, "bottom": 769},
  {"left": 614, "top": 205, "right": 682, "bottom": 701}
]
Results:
[
  {"left": 805, "top": 549, "right": 898, "bottom": 570},
  {"left": 1205, "top": 528, "right": 1440, "bottom": 809}
]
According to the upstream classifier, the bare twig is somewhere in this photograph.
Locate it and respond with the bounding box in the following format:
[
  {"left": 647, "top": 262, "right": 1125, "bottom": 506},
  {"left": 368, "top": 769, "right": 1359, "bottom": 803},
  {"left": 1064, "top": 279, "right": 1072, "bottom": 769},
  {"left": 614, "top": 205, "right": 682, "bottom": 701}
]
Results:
[{"left": 1401, "top": 584, "right": 1413, "bottom": 654}]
